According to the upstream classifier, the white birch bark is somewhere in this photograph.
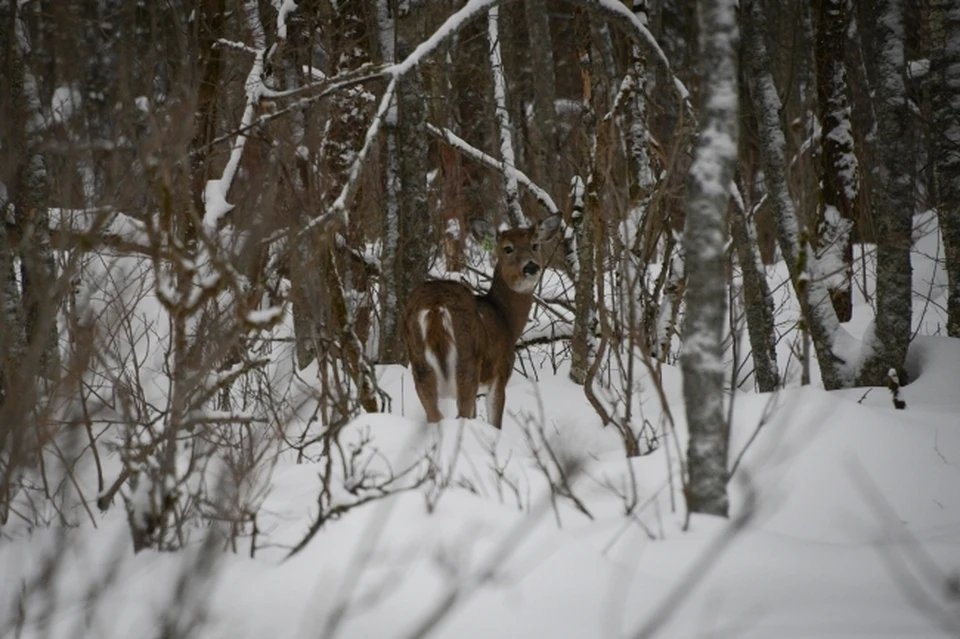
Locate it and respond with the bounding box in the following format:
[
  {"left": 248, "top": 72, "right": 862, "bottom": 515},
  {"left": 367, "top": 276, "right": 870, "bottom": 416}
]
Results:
[
  {"left": 813, "top": 0, "right": 859, "bottom": 323},
  {"left": 12, "top": 4, "right": 59, "bottom": 381},
  {"left": 488, "top": 6, "right": 525, "bottom": 227},
  {"left": 377, "top": 0, "right": 402, "bottom": 363},
  {"left": 680, "top": 0, "right": 738, "bottom": 517},
  {"left": 730, "top": 186, "right": 780, "bottom": 392},
  {"left": 743, "top": 0, "right": 855, "bottom": 390},
  {"left": 857, "top": 0, "right": 914, "bottom": 386}
]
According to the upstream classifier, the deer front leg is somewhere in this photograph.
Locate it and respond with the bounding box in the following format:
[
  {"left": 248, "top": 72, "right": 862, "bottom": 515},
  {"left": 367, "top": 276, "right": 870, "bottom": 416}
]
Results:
[{"left": 485, "top": 378, "right": 507, "bottom": 430}]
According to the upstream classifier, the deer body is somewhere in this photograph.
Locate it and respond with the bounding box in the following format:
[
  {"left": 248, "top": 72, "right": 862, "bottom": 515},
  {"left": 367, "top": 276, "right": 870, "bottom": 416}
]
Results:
[{"left": 404, "top": 215, "right": 560, "bottom": 429}]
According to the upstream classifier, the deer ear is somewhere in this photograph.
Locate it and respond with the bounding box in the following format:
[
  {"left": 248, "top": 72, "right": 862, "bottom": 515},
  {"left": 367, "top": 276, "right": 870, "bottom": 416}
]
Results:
[
  {"left": 470, "top": 219, "right": 496, "bottom": 248},
  {"left": 535, "top": 214, "right": 562, "bottom": 242}
]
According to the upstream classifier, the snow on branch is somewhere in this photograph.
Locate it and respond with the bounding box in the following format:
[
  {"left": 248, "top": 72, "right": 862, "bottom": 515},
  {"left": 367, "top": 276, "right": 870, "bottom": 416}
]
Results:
[
  {"left": 582, "top": 0, "right": 690, "bottom": 104},
  {"left": 488, "top": 5, "right": 525, "bottom": 226},
  {"left": 202, "top": 0, "right": 272, "bottom": 232},
  {"left": 227, "top": 0, "right": 689, "bottom": 239},
  {"left": 426, "top": 123, "right": 559, "bottom": 216},
  {"left": 295, "top": 78, "right": 398, "bottom": 240},
  {"left": 45, "top": 208, "right": 152, "bottom": 255}
]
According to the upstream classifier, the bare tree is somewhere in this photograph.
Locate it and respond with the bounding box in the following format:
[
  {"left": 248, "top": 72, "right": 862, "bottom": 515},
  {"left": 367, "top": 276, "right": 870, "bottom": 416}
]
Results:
[
  {"left": 730, "top": 189, "right": 780, "bottom": 391},
  {"left": 930, "top": 0, "right": 960, "bottom": 337},
  {"left": 743, "top": 0, "right": 854, "bottom": 390},
  {"left": 813, "top": 0, "right": 859, "bottom": 323},
  {"left": 680, "top": 0, "right": 739, "bottom": 518},
  {"left": 857, "top": 0, "right": 914, "bottom": 387},
  {"left": 523, "top": 0, "right": 560, "bottom": 198},
  {"left": 380, "top": 2, "right": 431, "bottom": 365}
]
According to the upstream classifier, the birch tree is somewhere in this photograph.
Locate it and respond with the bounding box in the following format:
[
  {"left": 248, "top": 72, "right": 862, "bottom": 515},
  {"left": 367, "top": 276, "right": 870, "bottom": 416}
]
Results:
[
  {"left": 857, "top": 0, "right": 914, "bottom": 387},
  {"left": 743, "top": 0, "right": 854, "bottom": 390},
  {"left": 488, "top": 5, "right": 524, "bottom": 227},
  {"left": 813, "top": 0, "right": 859, "bottom": 323},
  {"left": 730, "top": 189, "right": 780, "bottom": 392},
  {"left": 680, "top": 0, "right": 739, "bottom": 518},
  {"left": 380, "top": 2, "right": 431, "bottom": 364},
  {"left": 569, "top": 10, "right": 601, "bottom": 386},
  {"left": 7, "top": 2, "right": 59, "bottom": 382},
  {"left": 930, "top": 1, "right": 960, "bottom": 337},
  {"left": 0, "top": 1, "right": 28, "bottom": 413}
]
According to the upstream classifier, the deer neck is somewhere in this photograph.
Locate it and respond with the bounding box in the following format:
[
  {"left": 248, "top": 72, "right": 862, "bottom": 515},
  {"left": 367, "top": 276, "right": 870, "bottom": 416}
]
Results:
[{"left": 484, "top": 269, "right": 535, "bottom": 343}]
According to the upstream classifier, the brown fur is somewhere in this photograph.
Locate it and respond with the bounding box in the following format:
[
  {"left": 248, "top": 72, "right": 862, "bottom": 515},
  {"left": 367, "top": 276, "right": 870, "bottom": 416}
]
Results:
[{"left": 404, "top": 215, "right": 561, "bottom": 429}]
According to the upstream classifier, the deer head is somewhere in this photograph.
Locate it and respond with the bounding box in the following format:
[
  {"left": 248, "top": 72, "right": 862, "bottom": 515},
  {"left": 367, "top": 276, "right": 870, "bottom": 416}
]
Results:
[{"left": 404, "top": 214, "right": 561, "bottom": 429}]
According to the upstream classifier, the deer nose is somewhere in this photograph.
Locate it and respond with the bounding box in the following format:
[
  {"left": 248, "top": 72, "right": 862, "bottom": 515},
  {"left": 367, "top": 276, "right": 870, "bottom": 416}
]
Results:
[{"left": 522, "top": 261, "right": 540, "bottom": 276}]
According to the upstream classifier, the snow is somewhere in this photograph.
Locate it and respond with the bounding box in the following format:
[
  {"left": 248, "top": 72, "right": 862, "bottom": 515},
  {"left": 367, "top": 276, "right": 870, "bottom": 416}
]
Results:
[
  {"left": 5, "top": 3, "right": 960, "bottom": 636},
  {"left": 908, "top": 58, "right": 930, "bottom": 79},
  {"left": 246, "top": 306, "right": 284, "bottom": 326},
  {"left": 202, "top": 179, "right": 235, "bottom": 231},
  {"left": 427, "top": 124, "right": 559, "bottom": 216},
  {"left": 5, "top": 228, "right": 959, "bottom": 638},
  {"left": 274, "top": 0, "right": 298, "bottom": 40},
  {"left": 48, "top": 207, "right": 151, "bottom": 249},
  {"left": 50, "top": 85, "right": 82, "bottom": 124}
]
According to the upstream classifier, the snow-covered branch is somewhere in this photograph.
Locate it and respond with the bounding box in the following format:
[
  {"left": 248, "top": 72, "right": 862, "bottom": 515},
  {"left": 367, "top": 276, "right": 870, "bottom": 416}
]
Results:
[
  {"left": 487, "top": 6, "right": 524, "bottom": 226},
  {"left": 202, "top": 0, "right": 273, "bottom": 232},
  {"left": 426, "top": 124, "right": 559, "bottom": 216}
]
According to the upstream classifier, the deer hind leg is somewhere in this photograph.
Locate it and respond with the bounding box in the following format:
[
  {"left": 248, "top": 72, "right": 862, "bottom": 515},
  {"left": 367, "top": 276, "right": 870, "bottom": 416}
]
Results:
[
  {"left": 455, "top": 358, "right": 478, "bottom": 421},
  {"left": 414, "top": 307, "right": 457, "bottom": 423},
  {"left": 411, "top": 362, "right": 444, "bottom": 424},
  {"left": 485, "top": 378, "right": 506, "bottom": 430}
]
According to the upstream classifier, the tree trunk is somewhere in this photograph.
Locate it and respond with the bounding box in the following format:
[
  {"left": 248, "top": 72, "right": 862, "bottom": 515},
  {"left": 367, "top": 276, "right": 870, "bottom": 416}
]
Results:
[
  {"left": 681, "top": 0, "right": 738, "bottom": 519},
  {"left": 930, "top": 1, "right": 960, "bottom": 337},
  {"left": 743, "top": 0, "right": 852, "bottom": 390},
  {"left": 730, "top": 192, "right": 780, "bottom": 392},
  {"left": 813, "top": 0, "right": 859, "bottom": 323},
  {"left": 381, "top": 5, "right": 430, "bottom": 365},
  {"left": 488, "top": 5, "right": 524, "bottom": 226},
  {"left": 569, "top": 11, "right": 600, "bottom": 386},
  {"left": 626, "top": 0, "right": 656, "bottom": 207},
  {"left": 656, "top": 243, "right": 684, "bottom": 361},
  {"left": 8, "top": 4, "right": 59, "bottom": 382},
  {"left": 857, "top": 0, "right": 914, "bottom": 386},
  {"left": 523, "top": 0, "right": 559, "bottom": 197},
  {"left": 569, "top": 176, "right": 596, "bottom": 386}
]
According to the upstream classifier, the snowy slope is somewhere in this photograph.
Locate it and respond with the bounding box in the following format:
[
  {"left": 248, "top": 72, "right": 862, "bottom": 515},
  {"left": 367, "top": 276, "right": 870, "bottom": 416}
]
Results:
[
  {"left": 2, "top": 333, "right": 958, "bottom": 638},
  {"left": 1, "top": 217, "right": 959, "bottom": 638}
]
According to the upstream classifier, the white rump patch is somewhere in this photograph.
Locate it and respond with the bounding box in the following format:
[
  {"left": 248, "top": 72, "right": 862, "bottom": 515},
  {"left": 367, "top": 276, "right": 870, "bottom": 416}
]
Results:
[{"left": 419, "top": 307, "right": 458, "bottom": 401}]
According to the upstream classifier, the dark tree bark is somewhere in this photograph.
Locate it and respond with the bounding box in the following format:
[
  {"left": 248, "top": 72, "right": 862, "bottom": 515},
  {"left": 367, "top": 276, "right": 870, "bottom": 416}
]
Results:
[
  {"left": 4, "top": 2, "right": 59, "bottom": 382},
  {"left": 857, "top": 0, "right": 914, "bottom": 386},
  {"left": 813, "top": 0, "right": 859, "bottom": 323},
  {"left": 380, "top": 3, "right": 430, "bottom": 364},
  {"left": 524, "top": 0, "right": 560, "bottom": 197},
  {"left": 681, "top": 0, "right": 739, "bottom": 518},
  {"left": 743, "top": 0, "right": 852, "bottom": 390},
  {"left": 730, "top": 194, "right": 780, "bottom": 392},
  {"left": 626, "top": 0, "right": 656, "bottom": 208},
  {"left": 569, "top": 10, "right": 600, "bottom": 386},
  {"left": 930, "top": 1, "right": 960, "bottom": 337}
]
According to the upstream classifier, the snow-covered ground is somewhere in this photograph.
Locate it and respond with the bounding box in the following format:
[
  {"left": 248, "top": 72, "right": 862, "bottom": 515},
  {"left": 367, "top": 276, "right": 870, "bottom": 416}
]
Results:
[{"left": 1, "top": 220, "right": 958, "bottom": 638}]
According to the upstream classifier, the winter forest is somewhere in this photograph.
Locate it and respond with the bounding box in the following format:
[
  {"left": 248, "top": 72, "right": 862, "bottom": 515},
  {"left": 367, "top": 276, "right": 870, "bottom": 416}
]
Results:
[{"left": 1, "top": 0, "right": 960, "bottom": 636}]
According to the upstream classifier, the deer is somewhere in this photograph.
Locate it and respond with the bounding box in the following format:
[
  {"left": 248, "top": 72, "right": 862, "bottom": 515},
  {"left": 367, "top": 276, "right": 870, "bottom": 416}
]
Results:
[{"left": 403, "top": 214, "right": 561, "bottom": 430}]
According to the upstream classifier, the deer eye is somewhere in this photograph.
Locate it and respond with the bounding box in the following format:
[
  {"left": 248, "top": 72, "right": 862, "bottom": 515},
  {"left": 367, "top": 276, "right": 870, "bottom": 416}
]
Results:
[
  {"left": 532, "top": 242, "right": 540, "bottom": 251},
  {"left": 503, "top": 245, "right": 514, "bottom": 254}
]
